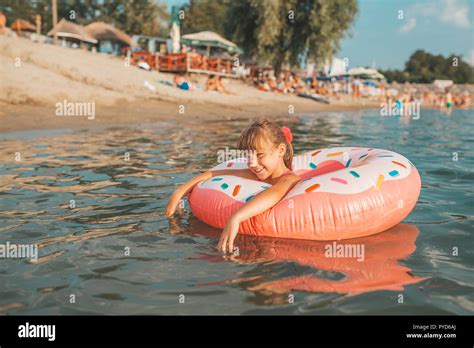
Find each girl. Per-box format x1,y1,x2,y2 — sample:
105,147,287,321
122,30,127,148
166,119,301,253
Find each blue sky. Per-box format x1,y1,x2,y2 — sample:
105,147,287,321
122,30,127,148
165,0,473,70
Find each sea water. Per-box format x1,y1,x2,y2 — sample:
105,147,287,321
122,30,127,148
0,108,472,314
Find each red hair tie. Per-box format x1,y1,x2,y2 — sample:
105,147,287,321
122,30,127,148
281,126,293,143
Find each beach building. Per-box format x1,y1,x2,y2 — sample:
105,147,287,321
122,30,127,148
324,57,347,77
130,30,243,76
47,18,97,49
85,22,131,55
433,79,454,91
160,30,243,74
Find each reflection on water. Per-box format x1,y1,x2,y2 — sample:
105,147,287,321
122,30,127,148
189,223,425,301
0,109,473,315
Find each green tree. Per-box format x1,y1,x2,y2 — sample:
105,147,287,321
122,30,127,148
383,49,474,83
1,0,169,37
106,0,169,36
180,0,230,35
1,0,38,25
225,0,358,75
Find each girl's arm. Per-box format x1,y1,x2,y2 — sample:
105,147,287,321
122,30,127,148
217,174,301,252
165,169,253,217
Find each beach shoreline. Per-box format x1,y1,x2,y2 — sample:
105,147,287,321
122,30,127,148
1,35,469,134
0,35,385,133
0,98,382,134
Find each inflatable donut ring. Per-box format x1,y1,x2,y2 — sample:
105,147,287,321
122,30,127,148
188,147,421,241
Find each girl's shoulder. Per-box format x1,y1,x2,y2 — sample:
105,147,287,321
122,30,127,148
211,168,259,181
278,172,301,182
270,171,300,186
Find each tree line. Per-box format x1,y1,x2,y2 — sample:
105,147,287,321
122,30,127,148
3,1,471,83
380,50,473,84
2,0,358,77
1,0,170,36
180,0,358,76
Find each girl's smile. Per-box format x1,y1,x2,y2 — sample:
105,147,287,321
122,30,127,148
247,145,289,184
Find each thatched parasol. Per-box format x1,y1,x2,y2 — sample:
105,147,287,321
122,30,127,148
47,18,97,43
85,21,131,46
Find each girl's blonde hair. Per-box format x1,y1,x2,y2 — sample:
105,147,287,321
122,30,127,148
237,119,294,169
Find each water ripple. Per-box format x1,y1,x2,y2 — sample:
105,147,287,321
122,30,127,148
0,110,473,314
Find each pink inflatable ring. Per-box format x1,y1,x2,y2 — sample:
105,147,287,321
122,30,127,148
189,147,421,241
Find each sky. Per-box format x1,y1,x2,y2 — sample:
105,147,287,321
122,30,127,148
166,0,474,70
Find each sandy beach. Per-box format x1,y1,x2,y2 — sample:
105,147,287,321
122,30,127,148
0,35,381,133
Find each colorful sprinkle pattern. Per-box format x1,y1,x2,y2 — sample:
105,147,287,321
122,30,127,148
197,147,414,203
331,177,348,185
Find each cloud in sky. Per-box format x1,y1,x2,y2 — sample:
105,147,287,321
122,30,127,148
409,0,471,29
339,0,472,69
399,18,417,33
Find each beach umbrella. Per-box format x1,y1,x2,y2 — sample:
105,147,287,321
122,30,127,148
181,31,243,55
169,6,181,53
348,67,385,80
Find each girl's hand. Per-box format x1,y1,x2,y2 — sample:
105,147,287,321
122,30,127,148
217,216,240,253
166,190,184,217
216,174,300,252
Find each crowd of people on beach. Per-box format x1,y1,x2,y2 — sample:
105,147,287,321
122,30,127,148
393,88,471,110
166,50,472,111
250,70,472,110
253,71,369,99
170,68,472,112
253,72,308,95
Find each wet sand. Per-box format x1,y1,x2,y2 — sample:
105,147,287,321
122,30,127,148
0,97,381,133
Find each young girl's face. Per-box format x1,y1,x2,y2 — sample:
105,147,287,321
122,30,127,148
246,138,286,180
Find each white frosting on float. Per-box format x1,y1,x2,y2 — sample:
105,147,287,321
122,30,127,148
197,147,414,203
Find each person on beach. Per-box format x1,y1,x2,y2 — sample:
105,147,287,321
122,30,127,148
460,91,471,109
173,73,194,91
205,74,232,94
254,74,270,91
294,75,307,94
352,78,361,99
166,119,301,253
445,89,453,109
0,12,6,34
268,76,281,93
